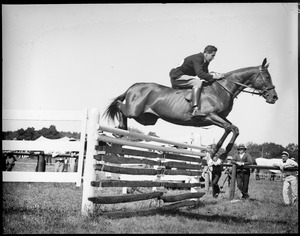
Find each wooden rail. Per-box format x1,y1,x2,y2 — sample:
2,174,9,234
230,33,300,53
81,110,209,217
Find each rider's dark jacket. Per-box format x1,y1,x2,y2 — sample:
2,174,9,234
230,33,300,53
169,52,214,83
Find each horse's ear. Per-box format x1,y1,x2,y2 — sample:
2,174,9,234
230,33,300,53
262,58,267,67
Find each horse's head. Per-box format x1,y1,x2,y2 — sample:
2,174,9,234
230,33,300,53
251,58,278,104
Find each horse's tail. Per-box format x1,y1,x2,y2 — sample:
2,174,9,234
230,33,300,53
103,91,126,123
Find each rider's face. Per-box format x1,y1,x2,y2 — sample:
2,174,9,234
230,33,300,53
204,51,216,62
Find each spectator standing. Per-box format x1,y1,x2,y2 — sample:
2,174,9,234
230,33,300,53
6,153,17,171
46,154,52,164
35,151,46,172
223,156,233,187
53,152,64,172
204,147,223,198
274,151,298,205
209,155,222,198
232,144,253,200
69,152,77,172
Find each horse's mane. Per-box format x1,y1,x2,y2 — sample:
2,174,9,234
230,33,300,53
224,66,257,78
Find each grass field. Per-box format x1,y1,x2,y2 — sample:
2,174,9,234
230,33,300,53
2,158,298,234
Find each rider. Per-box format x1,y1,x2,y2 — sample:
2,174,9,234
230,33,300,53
169,45,225,117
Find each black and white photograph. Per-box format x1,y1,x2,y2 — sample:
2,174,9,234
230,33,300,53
2,3,298,234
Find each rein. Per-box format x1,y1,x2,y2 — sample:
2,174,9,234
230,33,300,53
230,80,262,96
216,68,275,98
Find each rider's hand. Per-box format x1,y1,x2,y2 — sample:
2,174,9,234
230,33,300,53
213,73,225,80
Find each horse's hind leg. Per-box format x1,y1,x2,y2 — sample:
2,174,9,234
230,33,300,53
118,113,128,130
117,101,128,130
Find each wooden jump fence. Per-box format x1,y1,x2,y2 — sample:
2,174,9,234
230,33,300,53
81,108,211,217
81,109,298,217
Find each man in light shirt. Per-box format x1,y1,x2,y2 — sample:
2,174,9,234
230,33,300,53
204,146,223,198
274,151,298,206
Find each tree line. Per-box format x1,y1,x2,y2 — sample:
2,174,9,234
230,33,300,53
2,125,80,141
2,125,298,162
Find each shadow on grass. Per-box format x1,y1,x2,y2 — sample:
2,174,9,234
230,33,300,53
96,198,289,226
160,208,288,225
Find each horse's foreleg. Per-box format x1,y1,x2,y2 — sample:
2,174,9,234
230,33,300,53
212,125,232,160
223,124,239,155
206,114,237,160
217,117,240,159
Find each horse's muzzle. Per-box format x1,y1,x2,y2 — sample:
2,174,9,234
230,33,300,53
265,89,278,104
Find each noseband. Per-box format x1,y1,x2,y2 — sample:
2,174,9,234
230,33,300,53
251,66,275,96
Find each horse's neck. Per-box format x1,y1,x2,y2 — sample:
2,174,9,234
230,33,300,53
224,67,258,98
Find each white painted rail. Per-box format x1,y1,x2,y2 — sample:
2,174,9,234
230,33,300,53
2,109,88,186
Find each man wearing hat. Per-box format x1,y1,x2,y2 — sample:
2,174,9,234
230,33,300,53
232,144,253,199
274,151,298,205
223,156,233,187
5,152,17,171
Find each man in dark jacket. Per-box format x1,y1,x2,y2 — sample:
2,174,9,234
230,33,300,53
232,144,253,199
169,45,225,117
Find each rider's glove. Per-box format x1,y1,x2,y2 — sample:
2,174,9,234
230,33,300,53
213,73,225,80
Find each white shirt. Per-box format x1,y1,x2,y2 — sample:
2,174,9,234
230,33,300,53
239,153,245,159
281,159,298,177
205,152,222,167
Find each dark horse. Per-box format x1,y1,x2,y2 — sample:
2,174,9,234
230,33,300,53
104,58,278,160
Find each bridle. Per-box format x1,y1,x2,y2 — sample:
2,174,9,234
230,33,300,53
216,66,275,99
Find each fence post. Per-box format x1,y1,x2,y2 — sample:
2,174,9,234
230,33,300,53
81,108,100,216
229,164,237,200
204,172,210,193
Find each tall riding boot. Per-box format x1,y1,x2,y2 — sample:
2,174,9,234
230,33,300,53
191,86,205,117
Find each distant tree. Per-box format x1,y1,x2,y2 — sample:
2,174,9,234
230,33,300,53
261,142,284,159
2,131,15,140
23,127,36,140
245,142,262,159
16,128,26,140
40,125,60,139
285,143,298,162
2,125,80,141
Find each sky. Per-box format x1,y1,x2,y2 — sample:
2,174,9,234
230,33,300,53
2,3,298,148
